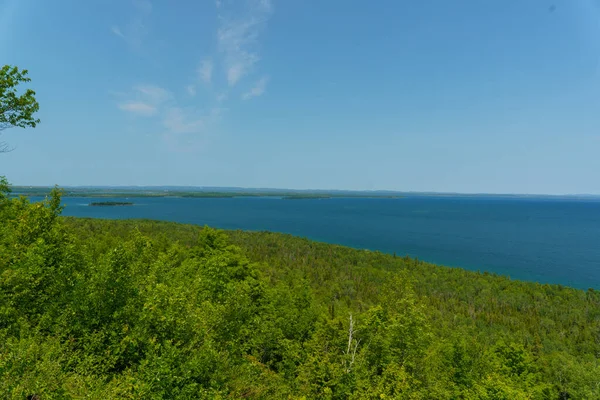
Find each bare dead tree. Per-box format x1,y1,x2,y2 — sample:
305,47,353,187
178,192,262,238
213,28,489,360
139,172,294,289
344,313,360,373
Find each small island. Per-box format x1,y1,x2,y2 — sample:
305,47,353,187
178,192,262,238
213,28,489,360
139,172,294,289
89,201,134,207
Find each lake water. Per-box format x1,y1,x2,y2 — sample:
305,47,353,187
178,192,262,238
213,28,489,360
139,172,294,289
32,196,600,290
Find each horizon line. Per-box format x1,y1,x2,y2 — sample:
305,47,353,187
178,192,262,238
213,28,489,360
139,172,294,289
8,184,600,198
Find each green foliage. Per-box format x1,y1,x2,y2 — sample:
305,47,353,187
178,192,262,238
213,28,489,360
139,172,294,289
1,188,599,398
0,65,40,151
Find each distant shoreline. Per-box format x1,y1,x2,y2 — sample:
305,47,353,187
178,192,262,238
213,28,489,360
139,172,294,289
8,186,600,200
89,201,134,207
12,188,404,200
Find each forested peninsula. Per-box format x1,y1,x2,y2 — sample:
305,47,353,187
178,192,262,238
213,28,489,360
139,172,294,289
1,186,599,399
89,201,134,206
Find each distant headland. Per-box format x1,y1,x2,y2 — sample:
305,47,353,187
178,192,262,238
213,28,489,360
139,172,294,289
89,201,134,207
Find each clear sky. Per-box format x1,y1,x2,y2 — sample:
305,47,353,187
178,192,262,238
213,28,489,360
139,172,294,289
1,0,599,194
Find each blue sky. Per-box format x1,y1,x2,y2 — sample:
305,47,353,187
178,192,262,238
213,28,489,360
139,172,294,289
1,0,599,194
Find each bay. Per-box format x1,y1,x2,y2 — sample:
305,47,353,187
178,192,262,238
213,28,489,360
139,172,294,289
31,195,600,289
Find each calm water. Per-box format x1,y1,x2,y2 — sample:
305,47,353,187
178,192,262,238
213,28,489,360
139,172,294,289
33,196,600,289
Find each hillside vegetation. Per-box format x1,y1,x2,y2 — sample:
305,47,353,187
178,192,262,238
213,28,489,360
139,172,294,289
1,184,599,399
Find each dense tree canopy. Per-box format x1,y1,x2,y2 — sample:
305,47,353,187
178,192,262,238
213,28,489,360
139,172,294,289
1,184,599,399
0,65,40,152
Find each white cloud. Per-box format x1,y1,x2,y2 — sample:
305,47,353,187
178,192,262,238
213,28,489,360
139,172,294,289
111,0,152,49
134,84,171,104
198,59,213,84
181,1,273,108
227,59,257,87
132,0,152,14
163,107,222,134
217,1,273,87
242,76,268,99
110,26,125,38
118,102,157,116
258,0,272,13
218,20,260,86
116,84,171,116
163,107,205,134
115,1,274,152
162,107,223,152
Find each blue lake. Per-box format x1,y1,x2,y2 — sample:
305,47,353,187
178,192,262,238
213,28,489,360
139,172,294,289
33,195,600,290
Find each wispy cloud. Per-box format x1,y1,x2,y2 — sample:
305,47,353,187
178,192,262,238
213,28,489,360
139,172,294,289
117,84,171,116
111,0,153,49
116,0,273,152
198,59,213,84
163,107,224,152
132,0,152,14
117,84,222,150
118,102,157,116
217,0,273,87
173,107,222,132
163,107,205,134
242,76,268,99
135,84,171,104
110,26,125,38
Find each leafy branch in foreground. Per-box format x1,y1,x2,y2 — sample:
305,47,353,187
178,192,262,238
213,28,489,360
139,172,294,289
0,65,40,152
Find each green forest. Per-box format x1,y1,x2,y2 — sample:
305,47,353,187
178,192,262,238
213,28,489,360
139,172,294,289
1,183,599,399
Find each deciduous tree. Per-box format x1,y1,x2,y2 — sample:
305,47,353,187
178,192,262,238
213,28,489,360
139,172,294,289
0,65,40,152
